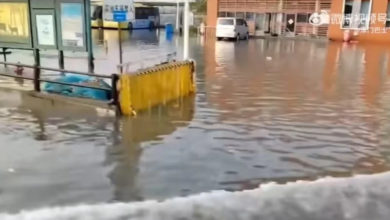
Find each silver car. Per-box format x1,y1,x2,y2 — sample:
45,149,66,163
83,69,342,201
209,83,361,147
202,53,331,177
216,17,249,41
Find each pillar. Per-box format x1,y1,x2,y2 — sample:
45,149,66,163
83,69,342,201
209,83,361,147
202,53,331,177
207,0,219,28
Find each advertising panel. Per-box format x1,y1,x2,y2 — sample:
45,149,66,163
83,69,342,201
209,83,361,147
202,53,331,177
36,14,56,46
60,3,84,48
0,2,30,46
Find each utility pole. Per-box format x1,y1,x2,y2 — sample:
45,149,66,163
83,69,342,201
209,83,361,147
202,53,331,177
183,0,189,59
85,0,95,72
176,0,180,32
118,22,123,73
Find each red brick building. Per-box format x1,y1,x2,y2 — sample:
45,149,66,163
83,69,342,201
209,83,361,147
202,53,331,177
207,0,332,37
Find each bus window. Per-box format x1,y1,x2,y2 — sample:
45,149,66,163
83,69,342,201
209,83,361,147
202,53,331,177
135,7,157,20
92,6,103,20
135,8,146,19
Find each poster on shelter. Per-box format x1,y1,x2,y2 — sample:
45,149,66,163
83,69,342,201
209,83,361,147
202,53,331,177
36,14,55,46
61,3,84,48
0,2,30,45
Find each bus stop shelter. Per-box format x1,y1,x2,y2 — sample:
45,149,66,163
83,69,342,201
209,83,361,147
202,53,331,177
0,0,94,71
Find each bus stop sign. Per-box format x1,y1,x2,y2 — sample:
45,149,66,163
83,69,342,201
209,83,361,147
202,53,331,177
113,11,127,22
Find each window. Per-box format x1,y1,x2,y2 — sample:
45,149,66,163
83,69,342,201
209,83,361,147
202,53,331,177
135,7,157,19
343,0,353,27
236,12,245,19
236,19,244,26
226,12,235,17
386,1,390,27
255,13,265,30
246,12,255,21
92,6,103,20
342,0,371,29
218,18,234,25
359,1,370,28
297,14,309,23
218,12,227,17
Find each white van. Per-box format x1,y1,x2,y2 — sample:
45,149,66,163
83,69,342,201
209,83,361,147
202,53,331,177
216,17,249,41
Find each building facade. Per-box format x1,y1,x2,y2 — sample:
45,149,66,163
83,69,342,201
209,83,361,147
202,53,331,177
328,0,390,43
207,0,332,37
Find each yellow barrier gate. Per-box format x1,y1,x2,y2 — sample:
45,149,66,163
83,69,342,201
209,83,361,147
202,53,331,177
119,61,196,116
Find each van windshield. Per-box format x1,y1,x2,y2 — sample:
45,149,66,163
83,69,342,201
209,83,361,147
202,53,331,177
218,19,234,25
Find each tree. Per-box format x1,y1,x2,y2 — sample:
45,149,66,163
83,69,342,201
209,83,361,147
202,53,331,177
191,0,206,15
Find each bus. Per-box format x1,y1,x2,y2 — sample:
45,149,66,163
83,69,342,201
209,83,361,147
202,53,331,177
91,2,160,30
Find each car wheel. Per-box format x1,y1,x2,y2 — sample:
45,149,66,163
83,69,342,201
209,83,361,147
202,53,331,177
149,22,155,29
235,34,240,41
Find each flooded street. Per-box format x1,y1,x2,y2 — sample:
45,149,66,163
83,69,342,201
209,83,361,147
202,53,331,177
2,30,390,214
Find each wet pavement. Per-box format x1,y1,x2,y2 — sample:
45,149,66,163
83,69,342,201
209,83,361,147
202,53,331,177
1,30,390,213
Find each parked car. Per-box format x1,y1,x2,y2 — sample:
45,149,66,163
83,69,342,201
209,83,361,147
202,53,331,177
216,17,249,41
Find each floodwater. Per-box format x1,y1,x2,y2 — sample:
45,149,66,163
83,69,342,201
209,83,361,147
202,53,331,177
2,29,390,218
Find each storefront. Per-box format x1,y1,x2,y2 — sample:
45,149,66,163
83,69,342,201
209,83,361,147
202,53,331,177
206,0,332,37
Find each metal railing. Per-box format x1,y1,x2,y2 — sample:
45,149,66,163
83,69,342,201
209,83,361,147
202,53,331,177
0,61,120,111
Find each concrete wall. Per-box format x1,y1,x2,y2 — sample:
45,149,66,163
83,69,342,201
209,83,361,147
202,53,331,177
328,0,390,43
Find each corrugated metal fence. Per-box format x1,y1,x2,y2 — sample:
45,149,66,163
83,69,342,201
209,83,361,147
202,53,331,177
119,61,196,116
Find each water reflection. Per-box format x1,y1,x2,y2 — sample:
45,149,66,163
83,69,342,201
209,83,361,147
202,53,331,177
0,90,194,212
129,29,160,44
361,44,385,106
322,42,340,98
105,97,195,202
201,37,390,190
